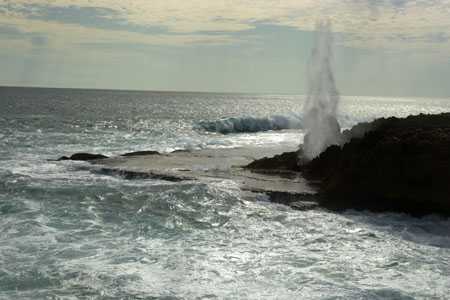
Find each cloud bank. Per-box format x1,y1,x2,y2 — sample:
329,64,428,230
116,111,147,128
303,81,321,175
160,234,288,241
0,0,449,51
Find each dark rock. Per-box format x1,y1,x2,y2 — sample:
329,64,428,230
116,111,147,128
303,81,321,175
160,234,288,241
245,151,300,171
246,113,450,216
96,168,191,182
58,153,108,161
265,191,321,211
307,113,450,216
121,150,160,157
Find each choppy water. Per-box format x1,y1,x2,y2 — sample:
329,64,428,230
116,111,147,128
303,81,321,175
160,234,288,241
1,87,450,299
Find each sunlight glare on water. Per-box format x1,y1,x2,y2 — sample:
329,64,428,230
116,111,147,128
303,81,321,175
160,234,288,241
0,87,449,299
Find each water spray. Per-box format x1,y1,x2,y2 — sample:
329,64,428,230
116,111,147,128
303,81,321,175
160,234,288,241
301,21,342,161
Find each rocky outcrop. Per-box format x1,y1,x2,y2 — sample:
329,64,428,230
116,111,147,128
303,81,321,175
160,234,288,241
246,113,450,216
245,151,299,171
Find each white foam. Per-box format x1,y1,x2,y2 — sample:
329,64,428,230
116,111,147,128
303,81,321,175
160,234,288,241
302,21,342,160
195,113,303,134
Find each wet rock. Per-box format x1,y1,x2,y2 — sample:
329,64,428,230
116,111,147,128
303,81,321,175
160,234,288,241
96,168,190,182
58,153,108,161
121,150,160,157
265,191,321,211
307,113,450,216
245,151,300,171
247,113,450,216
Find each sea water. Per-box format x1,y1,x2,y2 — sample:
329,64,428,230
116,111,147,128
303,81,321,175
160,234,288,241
1,87,450,299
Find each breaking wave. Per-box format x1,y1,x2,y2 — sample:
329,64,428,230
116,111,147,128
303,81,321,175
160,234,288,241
195,114,303,134
194,111,409,135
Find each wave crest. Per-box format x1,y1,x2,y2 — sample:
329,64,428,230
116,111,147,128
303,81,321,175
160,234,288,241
195,114,303,134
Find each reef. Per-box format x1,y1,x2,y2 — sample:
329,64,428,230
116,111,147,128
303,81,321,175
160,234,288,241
246,113,450,216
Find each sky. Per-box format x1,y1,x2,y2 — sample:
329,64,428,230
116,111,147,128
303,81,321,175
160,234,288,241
0,0,449,97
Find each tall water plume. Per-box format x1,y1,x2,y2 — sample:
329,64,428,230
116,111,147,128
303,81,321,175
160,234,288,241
302,21,342,161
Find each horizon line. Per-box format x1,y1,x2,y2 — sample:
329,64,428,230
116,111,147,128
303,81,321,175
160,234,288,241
0,84,449,100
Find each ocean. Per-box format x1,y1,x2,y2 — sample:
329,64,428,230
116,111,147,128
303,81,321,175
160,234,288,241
1,86,450,299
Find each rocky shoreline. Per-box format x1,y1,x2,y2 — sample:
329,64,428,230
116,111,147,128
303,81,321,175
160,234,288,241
58,113,450,216
247,113,450,216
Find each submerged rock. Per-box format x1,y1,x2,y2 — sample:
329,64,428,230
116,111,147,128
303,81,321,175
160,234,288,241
264,191,321,211
58,153,108,161
247,113,450,216
121,150,160,157
95,168,190,182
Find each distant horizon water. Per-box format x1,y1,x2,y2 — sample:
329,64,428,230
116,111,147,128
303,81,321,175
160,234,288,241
2,85,450,99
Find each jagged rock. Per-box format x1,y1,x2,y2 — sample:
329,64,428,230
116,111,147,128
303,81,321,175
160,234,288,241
247,113,450,216
307,113,450,216
245,151,300,171
58,153,108,161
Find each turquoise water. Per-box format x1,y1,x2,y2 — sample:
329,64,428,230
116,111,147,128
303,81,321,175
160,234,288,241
1,87,450,299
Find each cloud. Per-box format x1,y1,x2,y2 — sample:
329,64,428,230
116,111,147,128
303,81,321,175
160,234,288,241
0,0,449,51
0,23,48,51
0,14,236,52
